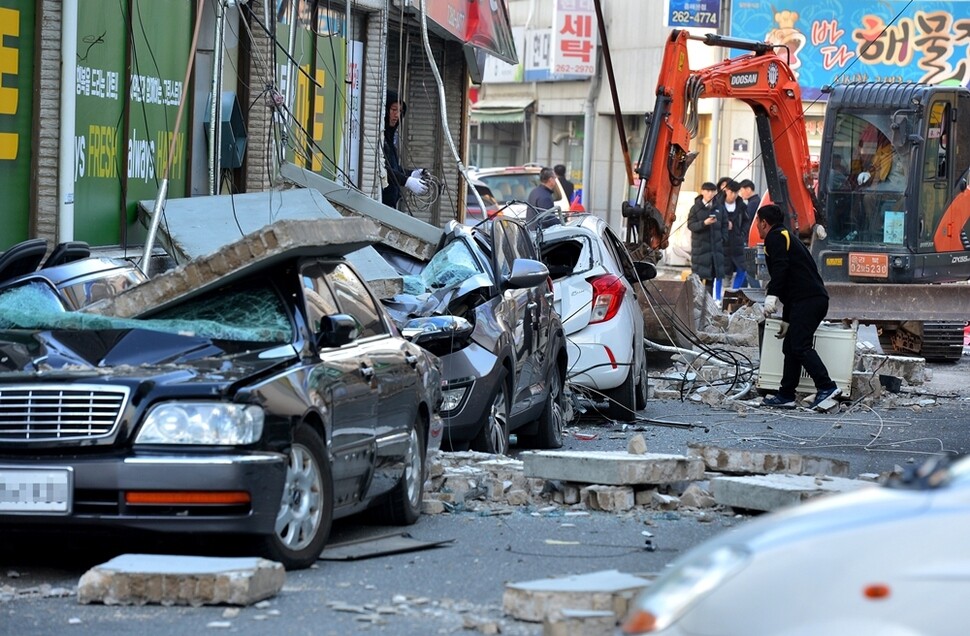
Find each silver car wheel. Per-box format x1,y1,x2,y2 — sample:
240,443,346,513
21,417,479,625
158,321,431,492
548,367,565,445
486,388,510,455
276,442,324,551
404,427,423,508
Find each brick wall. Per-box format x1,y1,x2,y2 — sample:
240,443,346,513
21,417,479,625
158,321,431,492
33,0,61,243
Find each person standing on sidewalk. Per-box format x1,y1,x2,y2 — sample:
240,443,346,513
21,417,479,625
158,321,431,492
687,182,727,297
757,204,841,409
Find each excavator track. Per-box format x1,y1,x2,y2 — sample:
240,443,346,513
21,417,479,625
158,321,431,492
879,321,966,363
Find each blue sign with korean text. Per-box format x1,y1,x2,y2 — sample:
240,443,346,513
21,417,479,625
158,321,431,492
731,2,970,99
667,0,721,29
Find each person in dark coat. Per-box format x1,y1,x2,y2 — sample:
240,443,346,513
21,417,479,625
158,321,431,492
738,179,761,230
554,164,574,203
720,180,749,288
687,182,727,296
757,203,841,410
526,167,560,228
382,91,427,209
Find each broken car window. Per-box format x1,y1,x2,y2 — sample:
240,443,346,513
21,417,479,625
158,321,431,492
419,239,486,292
0,280,293,343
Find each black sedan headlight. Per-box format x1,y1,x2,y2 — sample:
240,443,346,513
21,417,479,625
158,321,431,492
136,402,265,445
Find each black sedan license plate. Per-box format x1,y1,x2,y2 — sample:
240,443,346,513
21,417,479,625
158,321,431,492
0,467,72,514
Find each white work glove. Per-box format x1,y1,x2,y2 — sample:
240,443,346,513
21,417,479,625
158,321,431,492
763,295,779,316
405,174,428,195
775,321,789,339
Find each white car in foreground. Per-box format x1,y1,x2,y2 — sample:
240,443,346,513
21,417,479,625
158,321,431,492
539,214,654,421
622,453,970,635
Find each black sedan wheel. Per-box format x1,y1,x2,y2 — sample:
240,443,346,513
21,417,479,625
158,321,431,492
473,377,510,455
382,419,426,525
261,424,333,570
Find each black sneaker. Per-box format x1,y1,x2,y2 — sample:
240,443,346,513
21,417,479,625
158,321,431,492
762,394,796,408
809,386,842,409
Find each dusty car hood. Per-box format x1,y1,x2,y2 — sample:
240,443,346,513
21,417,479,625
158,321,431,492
0,328,295,382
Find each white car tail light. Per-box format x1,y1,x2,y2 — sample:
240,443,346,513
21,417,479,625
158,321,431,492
587,274,624,323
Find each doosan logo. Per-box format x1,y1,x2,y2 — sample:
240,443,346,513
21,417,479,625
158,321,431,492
730,72,758,87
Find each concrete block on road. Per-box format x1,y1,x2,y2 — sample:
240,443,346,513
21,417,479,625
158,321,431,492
503,569,649,622
859,353,926,385
581,485,635,512
687,444,850,477
77,554,285,606
522,451,705,486
543,608,617,636
711,474,874,512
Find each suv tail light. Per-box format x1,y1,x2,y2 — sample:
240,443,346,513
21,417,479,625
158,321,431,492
587,274,624,323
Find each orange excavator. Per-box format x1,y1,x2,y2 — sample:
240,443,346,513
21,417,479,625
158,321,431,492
624,29,970,360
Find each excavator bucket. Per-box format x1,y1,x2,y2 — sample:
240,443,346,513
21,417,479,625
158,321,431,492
637,275,696,349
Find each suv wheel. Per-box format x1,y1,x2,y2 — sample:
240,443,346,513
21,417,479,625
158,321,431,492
473,376,510,455
521,364,564,449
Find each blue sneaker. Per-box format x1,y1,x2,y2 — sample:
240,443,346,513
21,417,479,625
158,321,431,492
762,394,796,408
809,386,842,410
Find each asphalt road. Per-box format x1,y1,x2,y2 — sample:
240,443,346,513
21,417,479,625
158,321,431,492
2,351,968,635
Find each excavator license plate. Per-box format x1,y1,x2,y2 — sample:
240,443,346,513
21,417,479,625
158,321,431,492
848,253,888,278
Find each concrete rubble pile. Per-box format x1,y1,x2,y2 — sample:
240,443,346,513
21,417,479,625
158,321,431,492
422,437,884,518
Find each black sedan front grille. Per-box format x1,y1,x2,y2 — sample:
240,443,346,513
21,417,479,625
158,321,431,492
0,385,128,442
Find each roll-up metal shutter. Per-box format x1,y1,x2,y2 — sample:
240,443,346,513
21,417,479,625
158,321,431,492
387,28,466,228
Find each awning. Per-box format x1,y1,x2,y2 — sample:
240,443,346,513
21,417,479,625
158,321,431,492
470,98,534,124
422,0,518,65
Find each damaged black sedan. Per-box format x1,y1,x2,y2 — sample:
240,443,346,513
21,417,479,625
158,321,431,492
0,241,442,570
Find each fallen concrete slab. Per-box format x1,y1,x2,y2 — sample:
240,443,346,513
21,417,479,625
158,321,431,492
318,532,454,561
138,188,403,298
503,569,649,623
522,450,705,486
711,474,874,512
77,554,285,606
85,217,379,318
687,444,851,477
281,163,443,263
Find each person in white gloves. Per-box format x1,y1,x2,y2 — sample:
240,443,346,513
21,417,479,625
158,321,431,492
756,204,840,410
381,91,426,209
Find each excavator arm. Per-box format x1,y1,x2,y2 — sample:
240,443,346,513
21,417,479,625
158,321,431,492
625,29,822,262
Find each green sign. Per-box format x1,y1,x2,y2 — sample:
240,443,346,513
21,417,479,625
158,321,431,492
74,1,126,246
123,0,191,246
0,1,34,249
74,0,191,247
277,8,347,180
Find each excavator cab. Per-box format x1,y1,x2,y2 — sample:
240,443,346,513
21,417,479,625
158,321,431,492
814,83,970,284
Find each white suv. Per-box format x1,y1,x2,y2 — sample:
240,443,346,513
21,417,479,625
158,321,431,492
469,165,571,222
539,214,653,421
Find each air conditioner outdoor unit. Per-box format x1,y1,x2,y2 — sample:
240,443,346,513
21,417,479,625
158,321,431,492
757,318,857,398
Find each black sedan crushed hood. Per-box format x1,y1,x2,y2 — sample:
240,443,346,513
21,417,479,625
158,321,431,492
0,328,295,383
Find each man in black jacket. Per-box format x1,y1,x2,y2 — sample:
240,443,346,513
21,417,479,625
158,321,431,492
757,204,841,410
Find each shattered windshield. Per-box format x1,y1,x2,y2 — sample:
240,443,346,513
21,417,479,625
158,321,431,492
0,280,293,343
413,239,487,292
823,111,909,246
